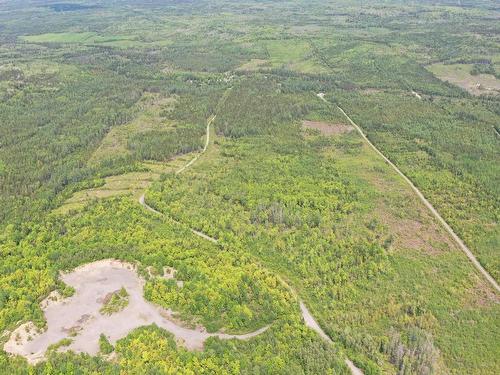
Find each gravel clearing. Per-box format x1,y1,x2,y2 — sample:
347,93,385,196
4,259,268,363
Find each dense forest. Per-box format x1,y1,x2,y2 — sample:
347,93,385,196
0,0,498,374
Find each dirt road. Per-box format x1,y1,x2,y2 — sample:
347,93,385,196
138,108,363,374
300,301,363,373
176,114,215,175
317,93,500,293
139,114,218,244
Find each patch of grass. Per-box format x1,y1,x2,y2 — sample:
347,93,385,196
90,93,177,163
21,32,138,46
236,58,271,71
47,338,73,354
99,333,114,355
61,170,157,204
265,39,327,73
100,287,129,316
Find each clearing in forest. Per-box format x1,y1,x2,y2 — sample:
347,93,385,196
90,93,177,163
302,120,353,136
427,63,500,96
3,260,269,364
55,157,190,214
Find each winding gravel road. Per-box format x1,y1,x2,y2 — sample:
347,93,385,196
139,115,218,243
139,109,364,374
317,93,500,293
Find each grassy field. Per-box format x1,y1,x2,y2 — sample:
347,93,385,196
427,63,500,96
265,39,328,73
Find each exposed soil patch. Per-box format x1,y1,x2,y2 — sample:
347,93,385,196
376,201,454,255
3,259,269,364
411,90,422,99
302,120,353,136
464,277,500,308
427,63,500,96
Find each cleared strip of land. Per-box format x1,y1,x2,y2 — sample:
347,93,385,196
317,93,500,293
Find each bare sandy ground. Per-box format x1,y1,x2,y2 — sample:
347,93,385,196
4,259,268,364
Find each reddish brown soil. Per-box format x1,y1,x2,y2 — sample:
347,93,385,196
302,120,353,136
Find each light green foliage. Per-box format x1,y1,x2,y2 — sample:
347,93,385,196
100,287,129,316
0,0,498,374
47,338,73,354
99,334,114,355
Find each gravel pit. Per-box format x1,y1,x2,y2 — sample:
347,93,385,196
4,259,268,363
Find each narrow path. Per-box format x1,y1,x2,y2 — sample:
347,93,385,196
277,275,363,374
139,115,218,244
300,300,363,373
300,301,332,343
139,98,362,374
317,93,500,293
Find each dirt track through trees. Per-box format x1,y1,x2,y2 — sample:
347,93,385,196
139,106,364,374
139,114,218,243
317,93,500,293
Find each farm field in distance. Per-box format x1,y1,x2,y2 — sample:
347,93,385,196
0,1,498,374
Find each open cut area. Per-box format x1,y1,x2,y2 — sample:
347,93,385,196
427,63,500,96
4,260,269,363
1,0,499,373
302,120,353,136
